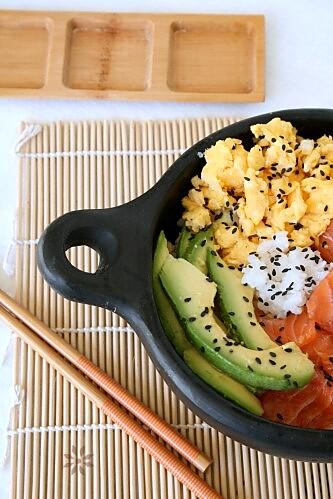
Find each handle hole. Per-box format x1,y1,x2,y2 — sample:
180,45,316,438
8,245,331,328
65,245,100,274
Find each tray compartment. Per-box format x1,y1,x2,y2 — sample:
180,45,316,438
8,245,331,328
64,17,154,91
167,19,255,94
0,17,50,89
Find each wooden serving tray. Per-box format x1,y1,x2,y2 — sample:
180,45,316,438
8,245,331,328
0,10,265,102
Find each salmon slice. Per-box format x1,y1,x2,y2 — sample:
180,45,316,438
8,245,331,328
307,271,333,333
305,332,333,377
317,220,333,262
293,375,332,427
259,309,317,349
261,371,333,428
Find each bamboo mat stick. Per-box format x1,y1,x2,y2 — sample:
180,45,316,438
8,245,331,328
0,305,222,499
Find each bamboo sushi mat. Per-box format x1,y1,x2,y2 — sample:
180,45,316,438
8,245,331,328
10,117,333,499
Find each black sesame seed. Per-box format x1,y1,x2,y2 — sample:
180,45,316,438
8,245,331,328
201,307,209,317
284,348,293,353
269,359,276,365
255,357,262,364
243,296,250,303
228,265,235,270
271,162,278,166
214,346,221,352
210,250,217,256
228,311,235,316
244,176,250,181
269,352,277,358
324,205,329,212
286,167,293,172
205,324,212,331
206,277,213,283
282,268,290,273
189,317,196,322
247,312,253,318
282,144,286,151
280,364,287,370
279,135,285,139
320,170,325,177
200,239,207,247
232,227,237,234
248,365,254,372
250,322,257,326
264,302,269,307
287,149,293,154
229,349,234,353
184,297,191,303
324,372,333,382
257,347,263,351
200,346,205,353
271,138,276,143
213,338,218,343
284,374,291,379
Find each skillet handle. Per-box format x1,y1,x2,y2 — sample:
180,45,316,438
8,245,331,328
37,201,153,317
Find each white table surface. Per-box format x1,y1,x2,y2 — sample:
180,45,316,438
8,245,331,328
0,0,333,496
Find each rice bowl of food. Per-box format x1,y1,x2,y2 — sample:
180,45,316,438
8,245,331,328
37,109,333,461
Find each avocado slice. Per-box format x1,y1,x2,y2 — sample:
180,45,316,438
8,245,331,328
160,255,314,391
184,349,263,415
153,232,263,414
185,226,214,274
207,252,276,350
153,232,189,355
176,227,193,258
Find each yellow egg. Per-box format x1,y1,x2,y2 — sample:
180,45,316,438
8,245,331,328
181,118,333,266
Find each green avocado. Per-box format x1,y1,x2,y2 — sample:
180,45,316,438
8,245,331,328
185,226,214,274
176,227,193,258
153,232,263,415
207,251,276,350
184,349,263,415
159,254,315,391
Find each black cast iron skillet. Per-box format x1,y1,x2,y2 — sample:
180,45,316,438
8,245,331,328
37,109,333,461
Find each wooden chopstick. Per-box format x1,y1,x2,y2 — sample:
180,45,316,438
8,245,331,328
0,291,222,499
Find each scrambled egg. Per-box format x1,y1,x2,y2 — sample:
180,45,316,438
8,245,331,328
181,118,333,266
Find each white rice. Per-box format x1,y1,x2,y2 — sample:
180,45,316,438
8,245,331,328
241,232,333,318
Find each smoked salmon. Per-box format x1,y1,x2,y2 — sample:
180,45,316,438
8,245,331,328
307,271,333,333
259,304,333,428
261,370,333,428
317,220,333,263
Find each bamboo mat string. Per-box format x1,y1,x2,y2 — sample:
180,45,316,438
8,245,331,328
8,117,333,499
